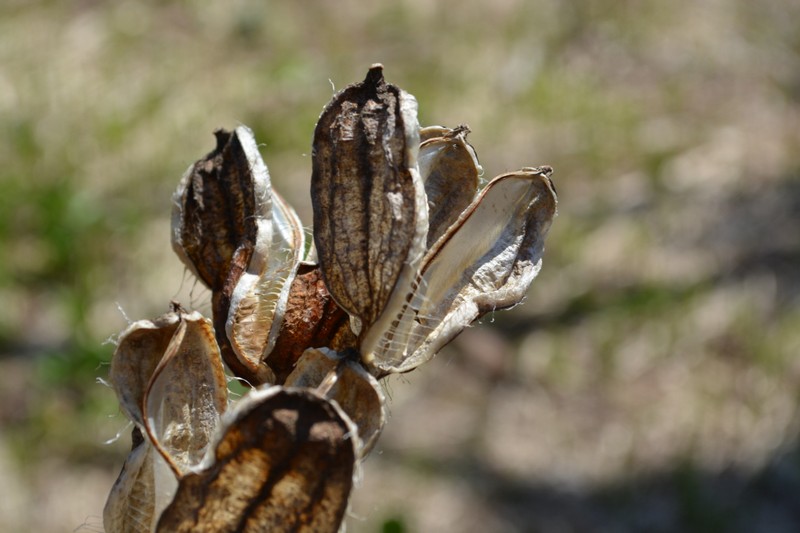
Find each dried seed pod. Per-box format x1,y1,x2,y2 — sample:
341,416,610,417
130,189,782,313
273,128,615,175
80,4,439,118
285,348,386,455
103,428,159,533
144,315,228,474
171,128,271,292
418,125,481,246
172,126,303,385
373,167,558,374
109,306,228,473
156,388,357,533
311,64,428,364
267,264,357,384
108,310,182,429
105,306,228,532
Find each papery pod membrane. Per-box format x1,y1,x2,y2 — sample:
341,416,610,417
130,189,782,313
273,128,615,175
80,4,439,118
369,167,557,375
303,240,319,264
417,125,481,246
267,265,357,384
103,429,181,533
105,308,228,532
285,347,386,455
109,311,182,427
143,310,229,475
103,429,157,533
311,64,428,364
226,185,305,385
156,387,358,533
419,125,451,143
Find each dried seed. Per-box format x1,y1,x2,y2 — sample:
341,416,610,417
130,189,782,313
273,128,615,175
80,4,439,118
266,264,357,384
311,64,428,364
156,388,357,533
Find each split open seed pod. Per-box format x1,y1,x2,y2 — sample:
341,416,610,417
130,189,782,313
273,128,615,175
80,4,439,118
104,307,228,532
310,68,557,377
171,126,305,385
105,306,360,533
156,387,357,533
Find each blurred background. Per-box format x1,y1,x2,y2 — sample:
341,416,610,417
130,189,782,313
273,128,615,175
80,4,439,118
1,1,799,532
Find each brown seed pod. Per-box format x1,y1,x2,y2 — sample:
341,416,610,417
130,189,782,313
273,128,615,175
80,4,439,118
418,125,481,247
156,388,357,533
105,306,229,532
172,126,303,385
311,64,428,362
285,347,386,456
374,166,558,374
171,129,267,293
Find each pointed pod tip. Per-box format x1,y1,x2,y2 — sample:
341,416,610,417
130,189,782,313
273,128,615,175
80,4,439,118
501,167,556,199
364,64,385,86
523,166,556,196
522,165,553,178
213,128,232,151
442,124,471,140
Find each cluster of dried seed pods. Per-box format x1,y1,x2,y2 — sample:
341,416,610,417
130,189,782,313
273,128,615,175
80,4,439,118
105,64,557,532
